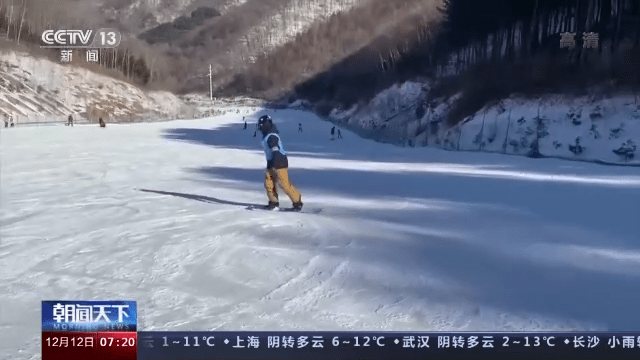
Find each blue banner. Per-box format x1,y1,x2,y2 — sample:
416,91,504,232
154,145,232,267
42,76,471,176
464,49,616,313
42,300,137,332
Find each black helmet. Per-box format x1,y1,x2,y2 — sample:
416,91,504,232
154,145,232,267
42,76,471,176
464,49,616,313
257,115,272,132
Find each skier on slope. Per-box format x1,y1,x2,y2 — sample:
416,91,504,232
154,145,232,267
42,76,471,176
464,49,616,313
257,115,303,211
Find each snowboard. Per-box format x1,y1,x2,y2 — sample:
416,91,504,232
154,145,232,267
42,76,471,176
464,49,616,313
246,205,322,214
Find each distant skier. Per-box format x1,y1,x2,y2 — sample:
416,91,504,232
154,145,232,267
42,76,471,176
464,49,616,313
257,115,303,211
67,114,74,126
243,117,247,130
4,114,8,128
298,123,302,132
337,129,342,139
330,126,335,140
9,114,14,127
99,117,106,127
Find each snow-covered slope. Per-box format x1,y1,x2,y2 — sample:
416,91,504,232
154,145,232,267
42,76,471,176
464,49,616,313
448,95,640,165
0,51,193,124
239,0,362,60
2,107,640,359
195,0,365,84
328,82,640,166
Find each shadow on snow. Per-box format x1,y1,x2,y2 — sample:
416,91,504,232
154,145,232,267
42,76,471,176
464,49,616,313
160,122,640,331
137,188,263,208
181,165,640,330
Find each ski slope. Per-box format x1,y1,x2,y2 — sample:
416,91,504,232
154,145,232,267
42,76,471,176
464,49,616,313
1,108,640,359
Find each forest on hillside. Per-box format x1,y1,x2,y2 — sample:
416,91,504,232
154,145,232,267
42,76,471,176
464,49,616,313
1,0,639,123
283,0,640,125
0,0,158,88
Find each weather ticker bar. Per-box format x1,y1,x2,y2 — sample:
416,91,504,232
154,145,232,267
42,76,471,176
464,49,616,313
135,331,640,359
39,302,638,359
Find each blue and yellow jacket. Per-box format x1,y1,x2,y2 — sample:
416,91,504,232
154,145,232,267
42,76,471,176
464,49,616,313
261,126,288,169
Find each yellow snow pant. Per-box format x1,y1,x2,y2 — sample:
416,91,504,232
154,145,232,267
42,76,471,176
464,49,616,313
264,168,301,204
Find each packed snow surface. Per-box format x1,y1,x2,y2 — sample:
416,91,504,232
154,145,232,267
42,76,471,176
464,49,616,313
1,107,640,359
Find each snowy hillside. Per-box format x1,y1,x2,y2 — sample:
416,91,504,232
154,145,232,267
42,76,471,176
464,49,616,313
190,0,365,84
327,82,640,166
180,94,264,117
2,107,640,359
239,0,362,60
448,95,640,165
0,51,193,124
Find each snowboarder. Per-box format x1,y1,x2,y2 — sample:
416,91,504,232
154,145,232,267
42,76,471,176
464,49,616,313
337,129,342,139
99,117,106,127
330,126,335,140
67,114,74,126
243,117,247,130
298,123,302,132
257,115,303,211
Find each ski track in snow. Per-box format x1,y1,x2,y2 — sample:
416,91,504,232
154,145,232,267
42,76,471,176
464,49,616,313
1,107,640,358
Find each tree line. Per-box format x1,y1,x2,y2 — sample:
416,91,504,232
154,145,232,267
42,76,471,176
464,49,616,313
427,0,640,123
285,0,640,125
432,0,640,71
0,0,158,88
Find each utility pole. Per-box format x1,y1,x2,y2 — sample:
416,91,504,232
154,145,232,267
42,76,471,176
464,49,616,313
209,64,213,101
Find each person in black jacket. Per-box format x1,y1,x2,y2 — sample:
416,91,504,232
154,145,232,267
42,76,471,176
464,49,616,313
99,118,106,127
257,115,302,210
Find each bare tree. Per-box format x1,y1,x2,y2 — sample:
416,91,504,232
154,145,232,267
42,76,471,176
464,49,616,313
637,4,640,48
121,48,127,75
7,0,13,39
612,0,623,53
16,0,25,44
585,0,596,32
527,0,538,56
149,55,156,83
130,58,138,80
